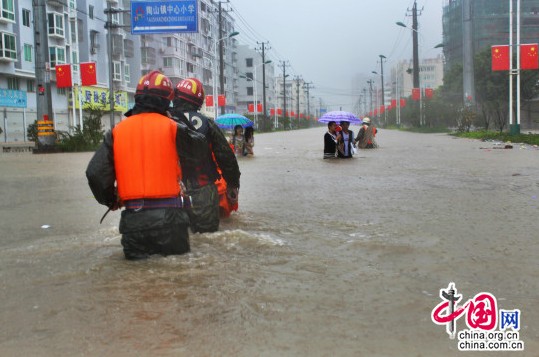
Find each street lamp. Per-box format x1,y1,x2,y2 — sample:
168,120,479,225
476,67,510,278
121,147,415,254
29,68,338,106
215,31,239,116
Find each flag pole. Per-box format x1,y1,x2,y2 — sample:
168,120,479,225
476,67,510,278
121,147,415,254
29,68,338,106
509,0,514,129
516,0,521,134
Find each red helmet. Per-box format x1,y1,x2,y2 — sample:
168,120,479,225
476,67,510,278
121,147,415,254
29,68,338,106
135,70,174,101
175,78,205,107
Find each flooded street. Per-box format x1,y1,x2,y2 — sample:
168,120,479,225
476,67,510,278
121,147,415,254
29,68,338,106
1,128,538,356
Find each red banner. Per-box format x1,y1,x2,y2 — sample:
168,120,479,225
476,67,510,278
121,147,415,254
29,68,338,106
218,95,226,107
277,108,283,116
205,95,214,107
425,88,434,99
520,43,539,70
400,98,407,108
248,103,254,113
270,108,275,116
80,62,97,86
379,105,385,114
257,103,263,113
291,111,295,117
55,64,72,88
491,45,510,71
300,113,304,118
412,88,420,101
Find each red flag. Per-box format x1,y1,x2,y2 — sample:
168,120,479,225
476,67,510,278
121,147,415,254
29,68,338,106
257,103,262,113
291,111,295,117
300,113,304,118
205,95,214,107
379,105,385,114
391,99,397,108
412,88,421,101
400,98,406,108
425,88,434,99
491,45,510,71
520,43,539,70
277,108,283,116
55,64,72,88
248,103,254,112
80,62,97,86
218,95,226,107
270,108,275,116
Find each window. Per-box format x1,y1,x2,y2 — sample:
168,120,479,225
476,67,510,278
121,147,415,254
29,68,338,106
57,87,66,96
0,32,16,60
49,46,65,67
69,0,75,10
27,80,35,92
113,61,121,81
89,5,94,19
71,50,78,71
246,72,253,80
22,9,31,27
1,0,14,22
164,57,173,67
247,87,253,96
111,11,120,25
48,12,64,37
90,30,99,54
23,43,32,62
124,63,130,83
246,58,253,67
7,77,19,90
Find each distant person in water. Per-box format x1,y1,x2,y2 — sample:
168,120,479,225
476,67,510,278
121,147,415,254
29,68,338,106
355,117,377,149
243,126,254,156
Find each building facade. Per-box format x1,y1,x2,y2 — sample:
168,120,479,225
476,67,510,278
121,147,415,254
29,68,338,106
1,0,239,142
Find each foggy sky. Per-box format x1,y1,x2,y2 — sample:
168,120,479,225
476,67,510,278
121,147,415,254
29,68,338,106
229,0,444,111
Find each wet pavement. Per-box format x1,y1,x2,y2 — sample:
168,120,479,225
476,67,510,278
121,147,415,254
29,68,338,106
1,128,538,356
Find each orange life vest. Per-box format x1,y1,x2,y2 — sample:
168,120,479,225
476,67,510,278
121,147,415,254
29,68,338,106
113,113,182,201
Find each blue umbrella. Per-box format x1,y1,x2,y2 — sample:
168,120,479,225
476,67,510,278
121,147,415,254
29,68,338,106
215,113,254,129
318,111,362,124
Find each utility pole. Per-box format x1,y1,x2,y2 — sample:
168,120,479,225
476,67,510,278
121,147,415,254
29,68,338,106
33,0,54,147
303,82,314,121
105,1,115,129
462,0,475,106
367,80,374,116
257,41,270,131
379,54,387,126
362,88,368,115
279,61,290,128
411,1,421,89
217,1,231,115
295,76,301,129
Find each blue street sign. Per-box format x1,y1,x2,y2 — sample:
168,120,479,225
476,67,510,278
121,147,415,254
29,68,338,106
131,0,198,34
0,89,27,108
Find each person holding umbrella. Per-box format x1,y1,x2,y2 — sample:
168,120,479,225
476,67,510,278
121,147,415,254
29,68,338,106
337,121,355,158
170,78,241,233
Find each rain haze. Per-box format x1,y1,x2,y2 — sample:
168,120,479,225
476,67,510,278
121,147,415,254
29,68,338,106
229,0,444,111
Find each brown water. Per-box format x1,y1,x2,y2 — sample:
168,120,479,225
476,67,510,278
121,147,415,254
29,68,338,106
1,128,538,356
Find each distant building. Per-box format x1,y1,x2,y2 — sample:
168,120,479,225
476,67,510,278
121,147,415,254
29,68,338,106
442,0,539,70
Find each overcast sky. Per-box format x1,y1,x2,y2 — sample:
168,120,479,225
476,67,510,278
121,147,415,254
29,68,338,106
229,0,445,111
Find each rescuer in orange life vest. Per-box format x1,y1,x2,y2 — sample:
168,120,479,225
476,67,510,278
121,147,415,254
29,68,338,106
170,78,241,233
85,71,208,260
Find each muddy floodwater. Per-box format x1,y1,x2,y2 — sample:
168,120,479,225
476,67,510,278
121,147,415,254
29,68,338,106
1,128,538,356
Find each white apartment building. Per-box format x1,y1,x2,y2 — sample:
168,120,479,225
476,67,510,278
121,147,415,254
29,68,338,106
1,0,238,142
235,44,275,119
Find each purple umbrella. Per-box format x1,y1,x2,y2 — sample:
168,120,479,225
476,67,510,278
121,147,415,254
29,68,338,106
318,111,362,124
